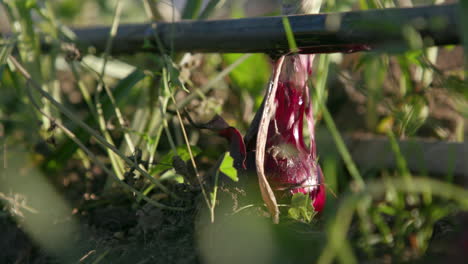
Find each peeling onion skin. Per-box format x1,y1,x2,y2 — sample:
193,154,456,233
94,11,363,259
194,54,326,213
264,54,326,212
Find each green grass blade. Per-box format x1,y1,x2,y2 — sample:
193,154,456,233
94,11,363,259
182,0,202,19
198,0,225,19
282,16,299,53
47,70,146,167
321,106,365,189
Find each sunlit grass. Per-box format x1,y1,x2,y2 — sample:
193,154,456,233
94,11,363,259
0,0,466,263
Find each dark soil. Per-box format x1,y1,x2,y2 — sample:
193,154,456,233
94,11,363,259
1,184,201,264
2,185,467,264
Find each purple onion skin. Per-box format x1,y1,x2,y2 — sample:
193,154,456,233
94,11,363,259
200,54,326,212
263,54,326,212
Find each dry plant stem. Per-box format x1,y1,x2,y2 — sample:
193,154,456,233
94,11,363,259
86,1,135,183
92,1,126,180
92,1,137,182
22,77,184,210
69,63,96,117
255,56,285,224
92,76,125,179
159,97,177,153
145,54,251,166
42,3,63,131
8,55,176,198
170,92,212,220
174,54,251,110
147,97,170,172
97,0,136,154
143,0,162,21
0,193,39,214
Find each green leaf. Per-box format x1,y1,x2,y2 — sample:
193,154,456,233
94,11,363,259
25,0,37,9
402,25,423,50
223,53,271,97
168,61,189,92
219,152,238,182
150,145,201,176
288,193,316,223
54,0,83,20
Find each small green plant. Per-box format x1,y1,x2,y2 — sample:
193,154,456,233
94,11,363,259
288,192,317,223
